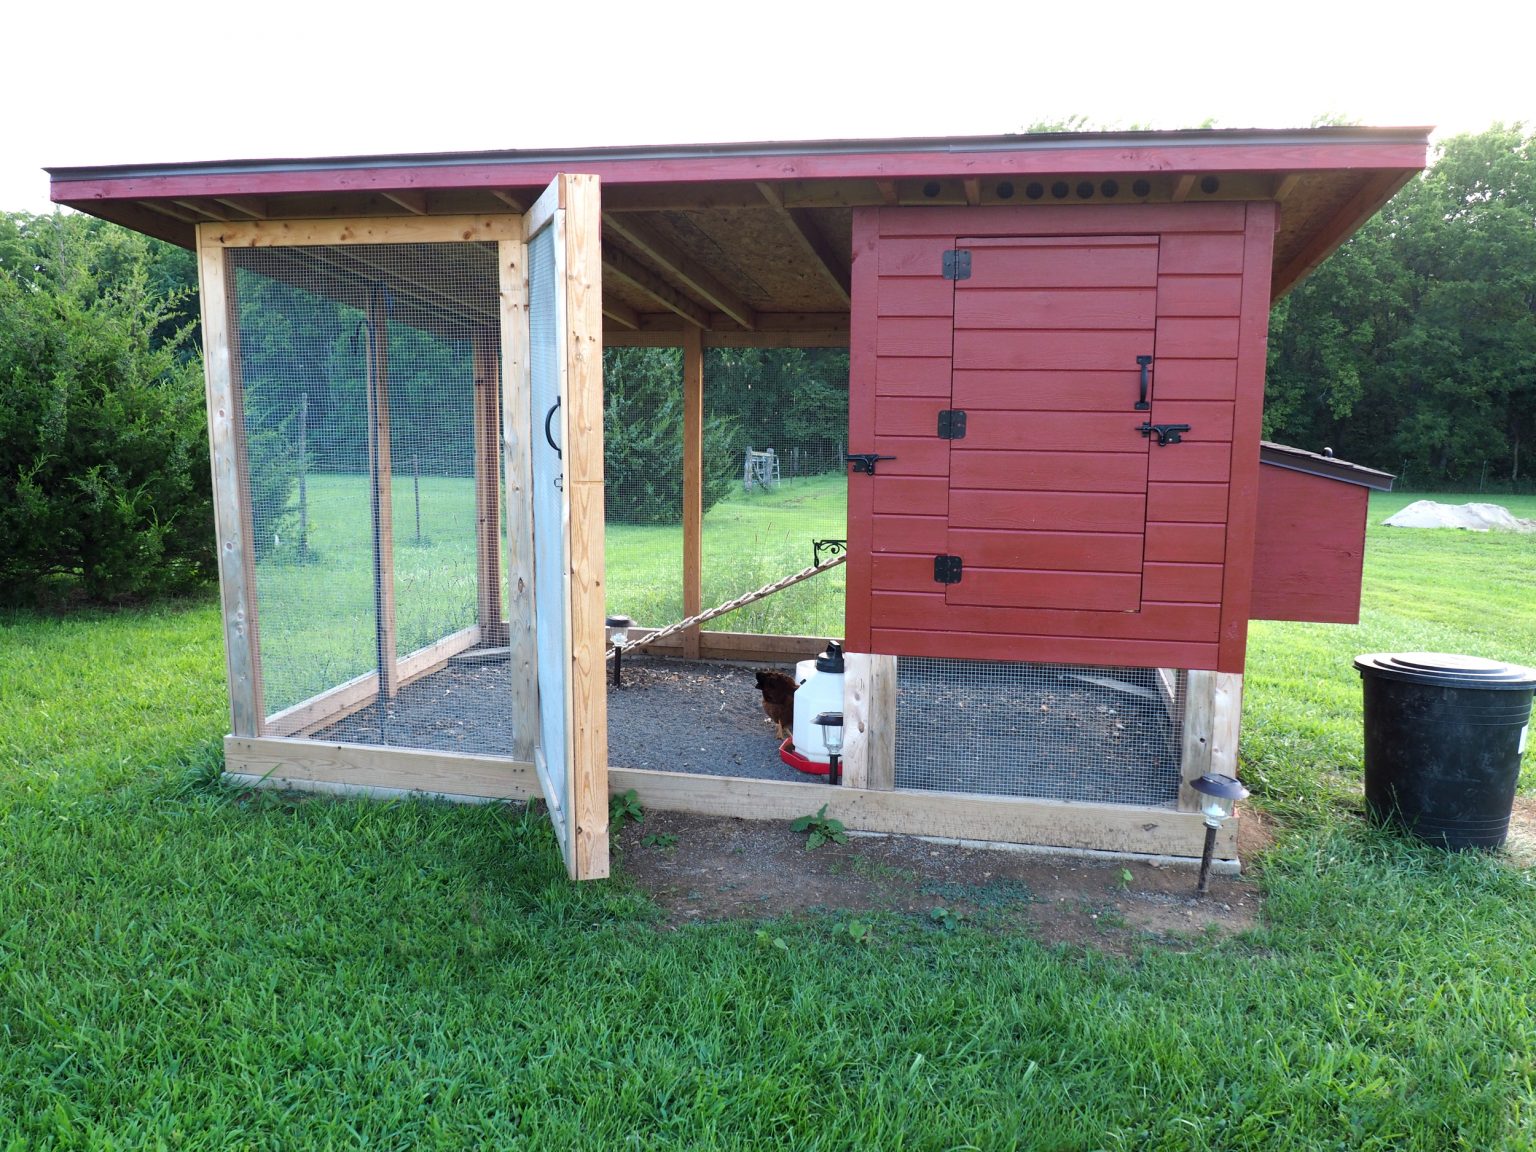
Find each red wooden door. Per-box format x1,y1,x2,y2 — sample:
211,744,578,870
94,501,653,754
946,235,1159,612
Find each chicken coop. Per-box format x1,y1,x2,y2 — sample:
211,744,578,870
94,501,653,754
52,128,1423,879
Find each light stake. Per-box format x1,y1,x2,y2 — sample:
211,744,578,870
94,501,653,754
606,615,633,689
815,711,844,786
1190,772,1249,895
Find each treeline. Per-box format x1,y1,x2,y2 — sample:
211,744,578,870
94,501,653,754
1265,124,1536,486
3,123,1531,603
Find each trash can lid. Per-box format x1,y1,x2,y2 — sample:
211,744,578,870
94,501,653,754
1354,652,1536,689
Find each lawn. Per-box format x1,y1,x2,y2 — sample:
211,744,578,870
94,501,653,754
1,493,1534,1149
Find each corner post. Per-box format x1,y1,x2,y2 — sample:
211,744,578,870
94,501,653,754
682,325,704,658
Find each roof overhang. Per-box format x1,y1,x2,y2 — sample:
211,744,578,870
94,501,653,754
49,127,1430,339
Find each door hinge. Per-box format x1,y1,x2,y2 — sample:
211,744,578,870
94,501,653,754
934,554,964,584
937,409,967,440
942,249,972,280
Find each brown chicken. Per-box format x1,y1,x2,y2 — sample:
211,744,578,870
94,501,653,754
754,670,799,741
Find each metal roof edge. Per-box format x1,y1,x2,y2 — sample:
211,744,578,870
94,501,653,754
45,126,1435,184
1259,442,1396,490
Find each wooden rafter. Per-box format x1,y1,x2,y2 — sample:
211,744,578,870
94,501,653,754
603,184,766,212
755,182,851,303
381,190,429,215
1273,173,1302,201
963,178,982,206
139,199,201,224
602,244,710,328
1171,174,1197,203
489,190,525,212
173,199,230,222
212,197,267,219
603,214,756,329
602,297,641,330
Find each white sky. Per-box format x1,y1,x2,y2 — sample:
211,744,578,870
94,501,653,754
5,0,1532,213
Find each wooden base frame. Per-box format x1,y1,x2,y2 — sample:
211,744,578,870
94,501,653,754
224,734,1237,862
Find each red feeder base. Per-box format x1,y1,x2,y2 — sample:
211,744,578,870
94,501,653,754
779,737,830,776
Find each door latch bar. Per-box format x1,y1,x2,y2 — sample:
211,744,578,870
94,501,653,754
1138,422,1192,446
848,453,896,475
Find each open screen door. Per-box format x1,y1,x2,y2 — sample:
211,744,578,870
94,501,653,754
519,174,608,880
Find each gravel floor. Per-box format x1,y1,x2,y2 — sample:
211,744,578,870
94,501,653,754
316,653,1181,802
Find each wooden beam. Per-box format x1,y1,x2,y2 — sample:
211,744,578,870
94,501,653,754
173,199,229,221
682,326,704,659
499,237,537,765
223,739,1236,861
963,178,982,206
200,214,520,248
603,214,756,329
1172,174,1197,202
602,245,710,328
490,190,526,212
842,653,896,791
1211,672,1243,780
602,297,641,330
1179,670,1215,811
212,197,267,219
195,232,265,736
367,291,399,698
381,190,429,215
1272,173,1302,201
1273,170,1411,295
755,182,852,303
875,180,899,205
142,199,201,224
602,184,768,212
473,331,503,632
558,173,612,882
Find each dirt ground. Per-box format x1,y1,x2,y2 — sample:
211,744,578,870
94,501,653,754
613,807,1276,953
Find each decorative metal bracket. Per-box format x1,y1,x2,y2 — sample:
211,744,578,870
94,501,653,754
813,538,848,566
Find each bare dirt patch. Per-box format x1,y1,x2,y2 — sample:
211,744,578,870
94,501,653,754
614,810,1263,953
1505,796,1536,866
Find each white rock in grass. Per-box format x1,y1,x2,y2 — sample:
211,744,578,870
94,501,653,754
1383,501,1536,532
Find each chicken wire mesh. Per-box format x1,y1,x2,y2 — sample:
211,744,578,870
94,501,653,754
894,658,1187,806
701,347,848,637
227,241,516,754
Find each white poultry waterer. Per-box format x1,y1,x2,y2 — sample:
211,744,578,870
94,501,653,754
789,640,846,763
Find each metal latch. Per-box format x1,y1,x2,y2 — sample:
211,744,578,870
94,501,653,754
937,409,967,440
848,453,896,475
933,554,964,584
1138,422,1192,447
942,249,972,280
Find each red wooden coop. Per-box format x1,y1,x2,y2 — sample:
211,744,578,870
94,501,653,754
52,127,1423,878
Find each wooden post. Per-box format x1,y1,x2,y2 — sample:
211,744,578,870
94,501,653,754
1180,670,1243,809
559,174,611,882
841,653,897,791
297,391,309,560
367,290,399,698
473,329,503,635
195,233,265,736
682,325,704,659
499,240,537,765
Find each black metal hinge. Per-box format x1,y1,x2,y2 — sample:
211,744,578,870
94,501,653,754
937,409,967,439
942,249,972,280
933,554,964,584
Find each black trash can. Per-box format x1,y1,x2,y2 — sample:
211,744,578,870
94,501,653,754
1354,653,1536,849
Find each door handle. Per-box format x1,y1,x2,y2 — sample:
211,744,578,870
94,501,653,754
544,397,562,458
1135,356,1152,411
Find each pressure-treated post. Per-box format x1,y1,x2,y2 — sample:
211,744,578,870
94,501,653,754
682,325,704,659
473,329,503,637
367,290,399,698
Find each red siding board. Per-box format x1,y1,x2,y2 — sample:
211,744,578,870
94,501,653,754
871,514,949,553
955,329,1151,370
1143,562,1225,603
878,277,957,317
1143,522,1227,564
1147,400,1236,441
872,592,1220,642
1148,482,1229,522
959,246,1159,289
1250,466,1370,623
1155,275,1245,317
953,370,1145,411
1147,442,1232,482
876,358,952,397
1155,316,1242,359
952,451,1149,493
871,436,949,476
872,476,949,516
948,529,1145,572
877,316,953,357
949,570,1142,612
1160,232,1246,274
875,397,949,436
877,236,958,275
960,412,1155,452
872,627,1220,669
954,288,1157,330
1146,358,1238,402
950,490,1145,532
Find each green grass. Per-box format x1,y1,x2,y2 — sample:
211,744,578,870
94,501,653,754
2,492,1536,1148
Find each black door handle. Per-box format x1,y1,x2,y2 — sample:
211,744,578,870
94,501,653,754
544,397,562,458
1136,356,1153,410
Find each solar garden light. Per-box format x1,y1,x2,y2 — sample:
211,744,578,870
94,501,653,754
1190,772,1249,896
606,615,633,688
815,711,844,786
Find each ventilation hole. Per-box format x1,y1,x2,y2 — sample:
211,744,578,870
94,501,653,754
1100,179,1120,198
996,181,1015,200
922,181,942,198
1132,178,1152,197
1025,182,1045,200
1051,181,1070,199
1200,175,1221,194
1076,181,1095,199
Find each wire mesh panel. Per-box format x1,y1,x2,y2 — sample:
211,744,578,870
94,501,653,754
228,241,513,754
602,347,684,630
894,658,1186,805
701,348,849,636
